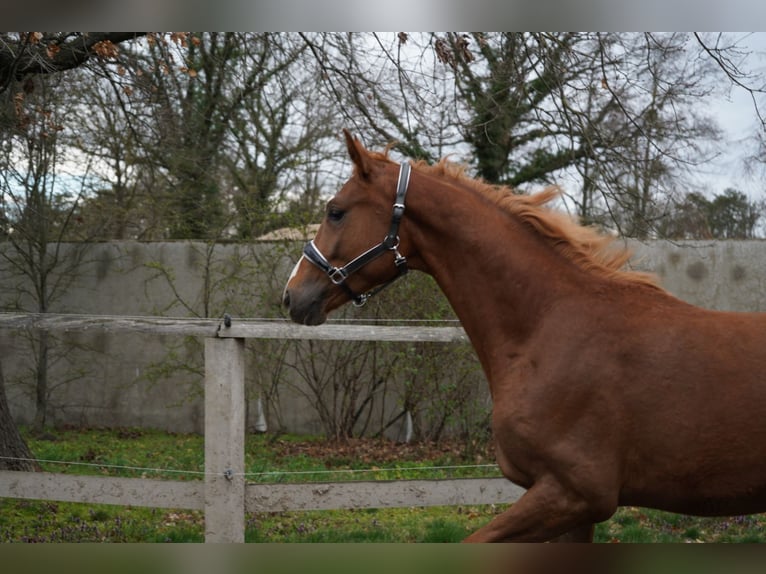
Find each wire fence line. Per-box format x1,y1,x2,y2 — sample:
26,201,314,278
0,454,500,480
0,455,208,477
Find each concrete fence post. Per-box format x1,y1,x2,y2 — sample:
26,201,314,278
204,337,246,542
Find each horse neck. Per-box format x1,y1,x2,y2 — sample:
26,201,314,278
403,174,582,376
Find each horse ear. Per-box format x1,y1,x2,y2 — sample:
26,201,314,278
343,129,372,180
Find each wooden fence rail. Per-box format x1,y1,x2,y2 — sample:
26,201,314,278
0,313,520,542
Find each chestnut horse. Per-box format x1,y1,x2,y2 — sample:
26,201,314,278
283,130,766,542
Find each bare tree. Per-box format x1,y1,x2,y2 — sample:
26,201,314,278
70,33,339,241
0,71,97,431
694,32,766,130
302,33,732,237
222,34,340,238
590,33,722,236
0,31,142,460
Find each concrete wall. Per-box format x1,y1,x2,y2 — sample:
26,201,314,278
1,239,765,436
0,241,299,434
630,240,766,312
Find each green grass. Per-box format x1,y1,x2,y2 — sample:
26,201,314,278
2,427,766,543
593,507,766,543
245,506,500,543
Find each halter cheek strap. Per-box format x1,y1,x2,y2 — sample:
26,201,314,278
302,162,411,306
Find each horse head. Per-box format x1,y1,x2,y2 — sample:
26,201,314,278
283,130,412,325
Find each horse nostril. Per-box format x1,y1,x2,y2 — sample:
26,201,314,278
282,289,291,308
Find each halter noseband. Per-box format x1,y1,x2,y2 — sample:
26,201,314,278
302,162,411,307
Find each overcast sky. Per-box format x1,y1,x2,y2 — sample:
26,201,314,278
694,33,766,200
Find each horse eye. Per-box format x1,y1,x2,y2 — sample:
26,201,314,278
327,207,345,223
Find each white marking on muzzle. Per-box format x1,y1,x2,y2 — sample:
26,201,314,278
283,255,305,302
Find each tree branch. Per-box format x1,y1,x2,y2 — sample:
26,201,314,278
693,32,766,129
0,33,145,94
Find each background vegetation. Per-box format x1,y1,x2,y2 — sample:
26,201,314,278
3,33,766,246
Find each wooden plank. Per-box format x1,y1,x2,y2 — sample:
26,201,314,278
0,313,466,342
218,321,467,343
246,477,523,512
0,312,219,337
204,337,246,543
0,471,203,510
0,470,521,514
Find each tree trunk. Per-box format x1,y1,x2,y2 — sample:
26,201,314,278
32,331,49,433
0,359,39,471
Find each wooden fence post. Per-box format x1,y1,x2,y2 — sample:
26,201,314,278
204,337,246,542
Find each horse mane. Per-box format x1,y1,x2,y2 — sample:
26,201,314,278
410,157,662,289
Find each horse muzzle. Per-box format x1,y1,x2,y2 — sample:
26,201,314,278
282,282,329,326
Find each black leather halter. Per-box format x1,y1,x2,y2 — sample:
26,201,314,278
302,162,411,306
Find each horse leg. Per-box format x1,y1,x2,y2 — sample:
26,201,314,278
463,478,605,543
549,523,595,543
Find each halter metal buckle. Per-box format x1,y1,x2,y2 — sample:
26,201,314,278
328,267,348,285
